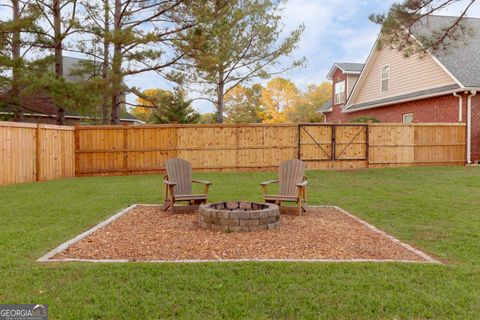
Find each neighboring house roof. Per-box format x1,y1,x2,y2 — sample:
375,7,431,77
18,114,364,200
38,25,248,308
318,99,333,113
0,102,143,123
343,15,480,112
0,56,143,123
410,15,480,87
327,62,364,80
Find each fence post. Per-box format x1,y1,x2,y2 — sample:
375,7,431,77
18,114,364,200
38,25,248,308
366,124,370,167
123,125,129,175
74,124,80,177
235,125,240,170
297,125,301,160
35,124,41,182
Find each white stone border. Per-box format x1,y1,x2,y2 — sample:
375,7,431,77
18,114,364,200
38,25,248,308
37,204,139,262
38,204,441,264
315,206,440,264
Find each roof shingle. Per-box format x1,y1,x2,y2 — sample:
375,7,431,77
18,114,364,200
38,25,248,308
411,15,480,87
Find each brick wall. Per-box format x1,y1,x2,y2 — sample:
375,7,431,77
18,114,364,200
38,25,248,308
325,92,480,161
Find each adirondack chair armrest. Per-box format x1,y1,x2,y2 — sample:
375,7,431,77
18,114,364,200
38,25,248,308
260,180,279,186
296,180,308,187
260,180,278,195
192,179,212,194
163,180,177,185
192,179,212,186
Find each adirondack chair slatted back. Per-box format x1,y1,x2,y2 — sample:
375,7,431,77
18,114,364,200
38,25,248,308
279,160,305,196
166,158,192,195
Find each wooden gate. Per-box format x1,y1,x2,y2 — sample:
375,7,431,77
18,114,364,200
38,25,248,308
298,124,368,162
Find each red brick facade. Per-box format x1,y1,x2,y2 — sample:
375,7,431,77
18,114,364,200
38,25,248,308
326,94,470,123
324,70,480,161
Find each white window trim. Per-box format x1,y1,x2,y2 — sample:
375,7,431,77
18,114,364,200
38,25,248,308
334,80,346,105
381,65,390,93
403,113,414,123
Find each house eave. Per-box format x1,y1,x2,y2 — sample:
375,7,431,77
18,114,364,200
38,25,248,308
326,71,361,81
317,108,332,114
326,63,362,80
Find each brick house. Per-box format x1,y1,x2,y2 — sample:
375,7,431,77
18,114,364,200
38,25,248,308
319,15,480,163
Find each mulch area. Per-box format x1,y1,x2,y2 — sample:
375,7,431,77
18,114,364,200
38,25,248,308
54,206,427,262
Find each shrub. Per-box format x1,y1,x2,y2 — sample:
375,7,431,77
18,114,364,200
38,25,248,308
351,116,380,123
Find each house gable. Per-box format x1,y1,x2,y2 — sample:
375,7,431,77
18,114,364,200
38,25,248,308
346,39,458,109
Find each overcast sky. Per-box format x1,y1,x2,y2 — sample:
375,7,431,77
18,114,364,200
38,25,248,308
126,0,480,113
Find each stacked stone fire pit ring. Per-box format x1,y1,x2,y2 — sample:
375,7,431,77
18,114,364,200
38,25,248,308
198,201,280,232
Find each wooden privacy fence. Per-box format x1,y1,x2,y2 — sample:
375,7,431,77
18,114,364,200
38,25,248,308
75,123,466,176
0,122,466,185
0,121,75,185
75,124,298,176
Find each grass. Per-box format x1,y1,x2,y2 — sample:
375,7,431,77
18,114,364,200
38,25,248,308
1,166,480,319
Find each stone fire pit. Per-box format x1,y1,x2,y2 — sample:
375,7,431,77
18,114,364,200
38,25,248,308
198,202,280,232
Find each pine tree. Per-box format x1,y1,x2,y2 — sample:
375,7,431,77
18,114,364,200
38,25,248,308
148,87,200,124
174,0,304,123
0,0,40,121
29,0,80,124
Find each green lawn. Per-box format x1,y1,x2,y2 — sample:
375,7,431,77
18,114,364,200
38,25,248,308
1,166,480,319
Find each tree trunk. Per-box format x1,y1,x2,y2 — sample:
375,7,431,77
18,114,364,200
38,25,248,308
110,0,122,125
216,69,225,123
53,0,65,125
11,0,23,122
101,0,110,124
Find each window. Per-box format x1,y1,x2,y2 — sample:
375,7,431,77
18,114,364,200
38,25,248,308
403,113,414,123
381,65,389,92
334,80,346,104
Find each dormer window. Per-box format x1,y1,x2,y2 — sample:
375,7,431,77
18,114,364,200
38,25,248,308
381,65,389,92
334,80,346,104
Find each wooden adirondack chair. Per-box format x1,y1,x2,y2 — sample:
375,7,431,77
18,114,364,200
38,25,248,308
161,158,212,212
260,159,308,215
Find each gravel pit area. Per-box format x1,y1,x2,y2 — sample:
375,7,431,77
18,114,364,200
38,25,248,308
44,205,437,263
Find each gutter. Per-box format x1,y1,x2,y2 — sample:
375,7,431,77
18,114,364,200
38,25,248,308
466,90,477,164
453,92,463,122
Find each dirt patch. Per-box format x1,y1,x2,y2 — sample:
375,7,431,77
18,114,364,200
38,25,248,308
53,206,429,262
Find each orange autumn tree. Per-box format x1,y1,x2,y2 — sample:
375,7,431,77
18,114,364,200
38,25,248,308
287,82,331,123
259,78,299,123
132,89,167,122
224,84,263,123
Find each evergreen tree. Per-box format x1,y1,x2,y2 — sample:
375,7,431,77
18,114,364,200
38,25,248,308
149,87,200,124
174,0,305,123
71,0,196,124
0,0,40,121
29,0,80,124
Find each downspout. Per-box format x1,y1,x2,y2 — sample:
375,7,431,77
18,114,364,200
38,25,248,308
466,90,477,164
453,92,463,122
